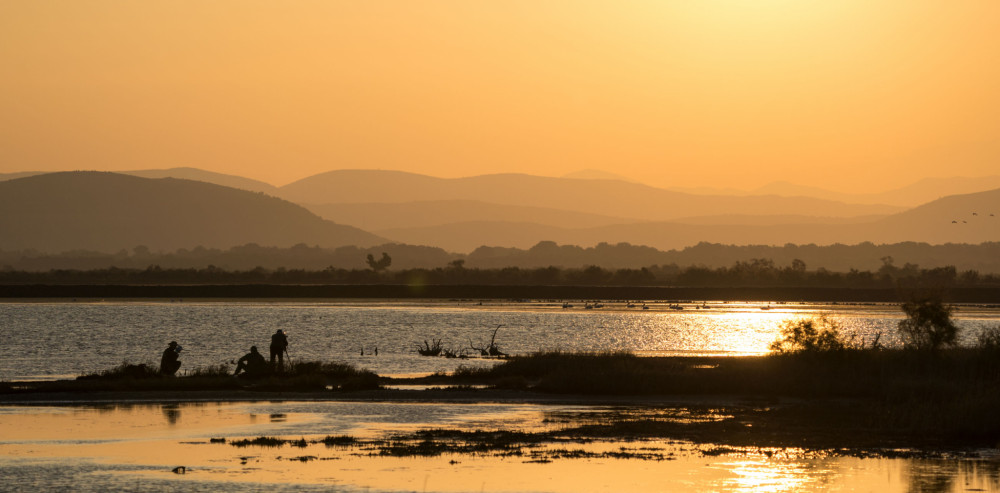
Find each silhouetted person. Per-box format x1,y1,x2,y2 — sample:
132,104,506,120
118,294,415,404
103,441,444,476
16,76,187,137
269,329,289,369
160,341,182,376
234,346,268,378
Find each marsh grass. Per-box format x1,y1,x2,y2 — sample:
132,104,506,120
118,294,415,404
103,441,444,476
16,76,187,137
270,360,379,390
6,359,378,393
444,349,1000,443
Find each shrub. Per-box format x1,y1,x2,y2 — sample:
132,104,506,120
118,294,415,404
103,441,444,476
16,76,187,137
897,296,958,351
768,316,851,353
977,326,1000,350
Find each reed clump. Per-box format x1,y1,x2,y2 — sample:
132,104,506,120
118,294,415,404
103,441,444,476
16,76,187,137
447,347,1000,444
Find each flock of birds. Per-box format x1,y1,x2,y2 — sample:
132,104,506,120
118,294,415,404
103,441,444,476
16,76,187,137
951,212,995,224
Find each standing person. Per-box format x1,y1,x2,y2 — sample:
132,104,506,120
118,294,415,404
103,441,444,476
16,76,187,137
160,341,182,376
269,329,289,369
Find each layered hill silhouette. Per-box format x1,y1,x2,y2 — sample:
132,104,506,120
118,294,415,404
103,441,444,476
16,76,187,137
671,175,1000,208
278,170,902,222
2,167,998,256
379,188,1000,252
305,200,637,231
122,167,279,194
0,172,384,252
2,167,278,194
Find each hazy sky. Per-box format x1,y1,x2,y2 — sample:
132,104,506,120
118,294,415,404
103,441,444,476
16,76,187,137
2,1,998,192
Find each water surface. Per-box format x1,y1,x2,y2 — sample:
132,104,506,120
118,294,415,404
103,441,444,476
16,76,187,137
2,300,999,381
1,401,997,492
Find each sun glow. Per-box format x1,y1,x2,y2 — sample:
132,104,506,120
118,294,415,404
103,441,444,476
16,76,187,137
2,2,999,190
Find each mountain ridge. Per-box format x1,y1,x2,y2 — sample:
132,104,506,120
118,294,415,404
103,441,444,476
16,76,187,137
0,172,384,253
278,169,903,222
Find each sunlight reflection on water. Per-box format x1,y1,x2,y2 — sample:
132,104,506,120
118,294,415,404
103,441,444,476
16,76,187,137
1,402,998,492
2,300,999,381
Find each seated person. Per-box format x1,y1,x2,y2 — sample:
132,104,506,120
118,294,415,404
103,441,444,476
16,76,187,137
233,346,269,378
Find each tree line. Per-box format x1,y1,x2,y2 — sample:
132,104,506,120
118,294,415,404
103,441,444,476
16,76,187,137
1,256,997,288
4,241,1000,274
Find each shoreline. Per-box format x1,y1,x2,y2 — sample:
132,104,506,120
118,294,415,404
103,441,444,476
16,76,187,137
0,387,756,407
4,283,1000,302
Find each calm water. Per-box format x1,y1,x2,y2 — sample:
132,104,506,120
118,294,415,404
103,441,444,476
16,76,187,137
2,300,1000,381
1,401,998,492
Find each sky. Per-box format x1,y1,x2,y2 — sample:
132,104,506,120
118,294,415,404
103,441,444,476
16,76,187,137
2,1,999,192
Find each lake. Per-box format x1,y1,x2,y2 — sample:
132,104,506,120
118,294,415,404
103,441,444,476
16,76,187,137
1,401,998,492
3,299,1000,492
2,299,1000,381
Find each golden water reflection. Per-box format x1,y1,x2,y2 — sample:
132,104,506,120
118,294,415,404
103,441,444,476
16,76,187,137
1,402,998,492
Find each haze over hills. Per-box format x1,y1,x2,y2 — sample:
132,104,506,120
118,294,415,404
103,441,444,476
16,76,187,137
380,188,1000,252
561,169,637,182
278,170,903,222
122,167,279,194
305,200,638,231
672,175,1000,208
0,171,46,181
2,167,998,257
0,172,385,253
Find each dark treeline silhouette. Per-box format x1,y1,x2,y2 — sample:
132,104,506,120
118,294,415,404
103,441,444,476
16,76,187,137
4,240,1000,275
0,243,457,272
2,256,998,289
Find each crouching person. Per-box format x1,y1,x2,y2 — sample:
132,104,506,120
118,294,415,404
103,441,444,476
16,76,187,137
160,341,182,376
233,346,269,379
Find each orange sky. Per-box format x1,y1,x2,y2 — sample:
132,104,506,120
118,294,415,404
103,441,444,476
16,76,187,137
2,1,998,192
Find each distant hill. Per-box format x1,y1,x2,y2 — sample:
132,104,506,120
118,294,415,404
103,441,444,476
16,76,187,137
561,169,637,182
377,188,1000,252
751,176,1000,207
866,187,1000,244
0,172,385,252
278,170,902,222
1,167,278,194
377,221,578,253
0,171,45,181
122,167,279,194
666,175,1000,207
666,214,888,226
306,200,637,231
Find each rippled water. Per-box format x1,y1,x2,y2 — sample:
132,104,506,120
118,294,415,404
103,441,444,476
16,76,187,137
2,300,999,381
1,402,998,492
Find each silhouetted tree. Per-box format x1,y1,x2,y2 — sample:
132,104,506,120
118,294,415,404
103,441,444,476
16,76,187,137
366,252,392,273
897,295,958,351
769,316,850,353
